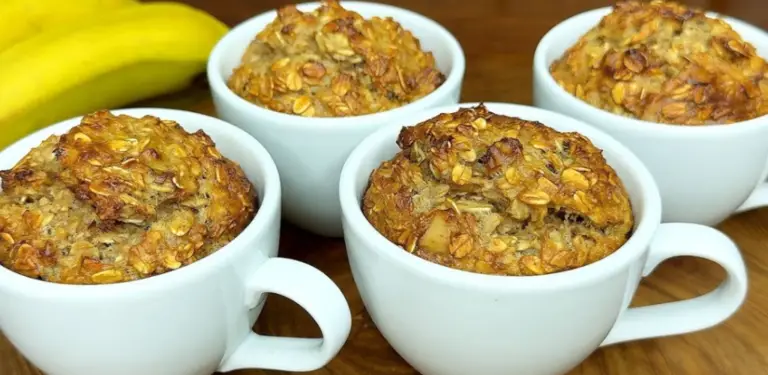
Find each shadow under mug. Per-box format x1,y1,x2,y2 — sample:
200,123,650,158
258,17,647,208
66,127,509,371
339,103,749,375
0,109,352,375
533,6,768,226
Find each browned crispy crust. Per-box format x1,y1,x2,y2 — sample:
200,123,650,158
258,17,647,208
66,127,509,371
549,0,768,125
0,111,257,285
227,0,445,117
362,105,634,276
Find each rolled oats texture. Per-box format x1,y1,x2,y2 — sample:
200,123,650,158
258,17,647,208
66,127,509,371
549,0,768,125
227,0,446,118
0,110,258,285
362,104,634,276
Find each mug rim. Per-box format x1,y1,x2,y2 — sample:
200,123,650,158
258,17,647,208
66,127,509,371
0,108,282,298
206,0,466,131
339,102,663,291
532,6,768,138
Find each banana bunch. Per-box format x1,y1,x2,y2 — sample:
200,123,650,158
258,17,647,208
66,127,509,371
0,0,229,150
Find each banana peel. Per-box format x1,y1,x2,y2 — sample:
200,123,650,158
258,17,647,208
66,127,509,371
0,0,139,52
0,2,229,150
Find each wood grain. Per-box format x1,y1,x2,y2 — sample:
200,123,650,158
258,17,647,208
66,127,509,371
2,0,768,374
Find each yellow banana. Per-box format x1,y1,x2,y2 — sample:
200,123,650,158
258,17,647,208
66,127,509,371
0,0,139,52
0,2,229,150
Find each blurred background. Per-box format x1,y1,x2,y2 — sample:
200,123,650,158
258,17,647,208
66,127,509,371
154,0,767,106
2,0,764,151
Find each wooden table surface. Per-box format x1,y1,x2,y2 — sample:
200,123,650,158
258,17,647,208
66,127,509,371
2,0,768,374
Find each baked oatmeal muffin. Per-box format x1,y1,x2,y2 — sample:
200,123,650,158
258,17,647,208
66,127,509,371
0,111,257,285
227,0,445,117
550,0,768,125
362,105,634,276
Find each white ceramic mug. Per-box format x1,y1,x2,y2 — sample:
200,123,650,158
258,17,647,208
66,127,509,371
0,109,352,375
339,103,748,375
533,6,768,226
208,1,465,237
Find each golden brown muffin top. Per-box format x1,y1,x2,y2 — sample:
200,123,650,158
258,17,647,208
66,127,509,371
0,111,257,285
363,105,634,276
550,0,768,125
227,0,445,117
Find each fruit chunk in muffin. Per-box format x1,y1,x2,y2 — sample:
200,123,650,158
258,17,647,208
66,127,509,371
227,0,445,118
0,111,257,285
362,104,634,276
550,0,768,125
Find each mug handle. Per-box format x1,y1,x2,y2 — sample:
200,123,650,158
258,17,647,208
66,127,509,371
735,181,768,214
600,223,748,347
217,257,352,372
